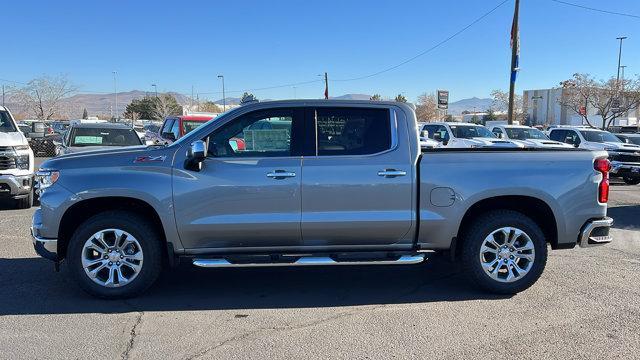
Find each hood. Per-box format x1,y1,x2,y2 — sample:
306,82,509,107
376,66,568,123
0,131,28,147
584,141,640,151
466,137,523,148
512,139,573,148
42,145,173,171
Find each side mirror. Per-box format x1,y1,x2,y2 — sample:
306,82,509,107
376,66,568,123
162,132,176,141
185,140,207,171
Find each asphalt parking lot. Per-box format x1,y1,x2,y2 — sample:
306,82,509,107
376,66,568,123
0,160,639,359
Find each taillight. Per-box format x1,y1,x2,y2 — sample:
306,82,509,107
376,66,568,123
594,158,611,203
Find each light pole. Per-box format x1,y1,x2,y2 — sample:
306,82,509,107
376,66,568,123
217,75,226,111
611,36,627,129
113,71,118,121
151,84,158,98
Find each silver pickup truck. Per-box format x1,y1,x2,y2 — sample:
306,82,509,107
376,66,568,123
31,100,613,299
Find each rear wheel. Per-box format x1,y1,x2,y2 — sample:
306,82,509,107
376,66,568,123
66,211,163,299
461,210,547,294
623,176,640,185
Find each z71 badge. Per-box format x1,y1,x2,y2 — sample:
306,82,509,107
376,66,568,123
133,155,166,163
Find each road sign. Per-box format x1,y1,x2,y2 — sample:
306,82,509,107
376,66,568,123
437,90,449,110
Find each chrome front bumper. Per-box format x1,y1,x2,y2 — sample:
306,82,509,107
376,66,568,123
579,217,613,248
0,174,32,197
610,161,640,175
30,227,58,261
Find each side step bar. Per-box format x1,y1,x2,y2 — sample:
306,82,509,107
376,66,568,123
192,254,425,268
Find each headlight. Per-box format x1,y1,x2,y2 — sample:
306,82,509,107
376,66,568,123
35,170,60,193
13,145,31,170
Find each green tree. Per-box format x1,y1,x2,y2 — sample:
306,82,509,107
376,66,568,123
482,108,498,124
370,94,382,101
82,108,88,119
125,96,156,119
394,94,407,103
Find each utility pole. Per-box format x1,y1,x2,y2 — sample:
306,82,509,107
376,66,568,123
2,85,4,107
507,0,520,125
112,71,118,122
152,84,158,98
191,85,194,111
324,72,329,99
611,36,627,129
217,75,226,111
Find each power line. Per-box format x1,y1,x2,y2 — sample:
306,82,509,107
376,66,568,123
550,0,640,19
332,0,511,82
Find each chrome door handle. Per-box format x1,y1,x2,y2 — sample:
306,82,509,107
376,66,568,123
267,170,296,179
377,169,407,178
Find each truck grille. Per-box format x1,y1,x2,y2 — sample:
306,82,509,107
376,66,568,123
0,155,16,170
609,152,640,163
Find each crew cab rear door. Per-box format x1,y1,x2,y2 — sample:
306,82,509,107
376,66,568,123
172,107,305,250
300,106,414,248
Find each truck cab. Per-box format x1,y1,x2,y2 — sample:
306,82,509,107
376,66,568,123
0,106,35,208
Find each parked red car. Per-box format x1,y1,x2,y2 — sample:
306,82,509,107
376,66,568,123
155,115,245,150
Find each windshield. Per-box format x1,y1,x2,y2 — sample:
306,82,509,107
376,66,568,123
70,127,142,147
450,125,495,139
0,111,17,133
580,130,621,143
621,136,640,145
182,120,207,135
505,127,549,140
144,124,160,133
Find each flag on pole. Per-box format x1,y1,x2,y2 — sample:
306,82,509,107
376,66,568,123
510,11,520,83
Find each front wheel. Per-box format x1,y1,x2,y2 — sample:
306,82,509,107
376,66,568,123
623,176,640,185
66,211,163,299
461,210,548,294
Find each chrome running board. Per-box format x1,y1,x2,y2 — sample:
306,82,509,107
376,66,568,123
192,254,425,268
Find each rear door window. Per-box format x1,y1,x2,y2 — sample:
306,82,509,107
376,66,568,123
314,107,391,156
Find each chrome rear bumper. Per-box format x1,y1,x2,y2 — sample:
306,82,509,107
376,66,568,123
579,217,613,248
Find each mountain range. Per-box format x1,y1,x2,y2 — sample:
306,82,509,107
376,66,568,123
5,90,492,118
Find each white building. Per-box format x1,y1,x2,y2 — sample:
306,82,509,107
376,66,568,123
523,88,639,128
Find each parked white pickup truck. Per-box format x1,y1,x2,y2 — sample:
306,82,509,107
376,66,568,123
491,125,573,149
0,106,35,208
549,127,640,185
421,122,523,149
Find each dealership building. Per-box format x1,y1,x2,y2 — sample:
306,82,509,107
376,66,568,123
523,88,639,128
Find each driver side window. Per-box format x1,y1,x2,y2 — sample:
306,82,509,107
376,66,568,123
206,109,296,158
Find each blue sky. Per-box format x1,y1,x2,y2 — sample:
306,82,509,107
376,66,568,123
2,0,639,102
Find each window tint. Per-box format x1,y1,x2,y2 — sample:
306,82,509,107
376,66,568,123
424,125,449,142
315,108,391,155
208,109,294,158
170,120,180,139
548,129,565,142
161,118,174,135
0,112,17,133
579,130,621,143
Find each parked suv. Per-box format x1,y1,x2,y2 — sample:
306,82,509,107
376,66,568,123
0,106,35,208
491,125,572,149
549,127,640,185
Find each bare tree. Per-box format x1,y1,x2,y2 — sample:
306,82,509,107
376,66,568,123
11,75,77,120
559,73,640,130
152,93,183,120
415,93,439,121
491,89,523,122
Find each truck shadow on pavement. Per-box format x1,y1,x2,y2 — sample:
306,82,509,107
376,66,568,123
608,205,640,230
0,256,507,316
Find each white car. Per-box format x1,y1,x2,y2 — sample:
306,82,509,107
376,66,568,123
491,125,573,149
549,127,640,185
421,122,523,149
0,106,35,208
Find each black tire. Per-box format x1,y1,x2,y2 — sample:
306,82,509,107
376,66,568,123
623,176,640,185
460,210,548,294
15,192,33,209
66,211,163,299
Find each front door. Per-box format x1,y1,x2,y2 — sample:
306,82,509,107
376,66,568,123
173,108,305,250
301,106,414,248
